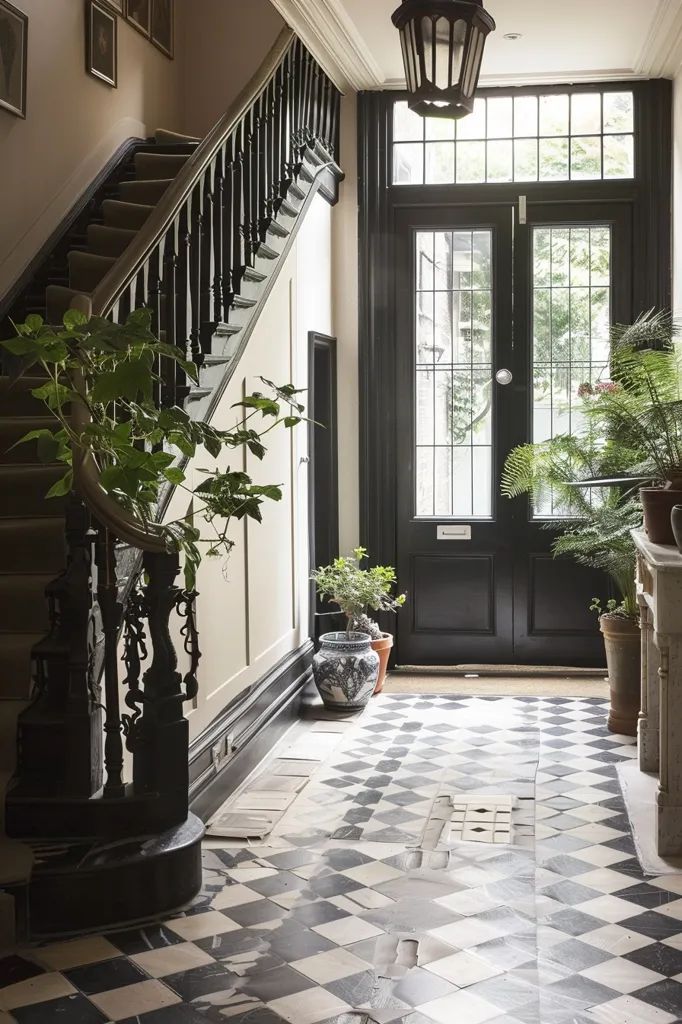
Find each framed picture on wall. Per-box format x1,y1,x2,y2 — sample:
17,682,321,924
103,0,124,13
151,0,173,59
125,0,150,38
86,0,117,88
0,0,28,119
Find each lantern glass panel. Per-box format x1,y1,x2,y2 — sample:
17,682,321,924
422,16,436,84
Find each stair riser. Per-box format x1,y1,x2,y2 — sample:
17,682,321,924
0,579,51,635
0,469,67,518
0,421,60,466
209,332,242,361
134,153,190,181
86,226,137,257
68,254,116,293
0,385,49,418
0,521,65,575
118,179,171,205
0,631,43,700
101,200,154,231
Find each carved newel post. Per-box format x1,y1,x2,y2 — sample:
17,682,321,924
131,551,199,827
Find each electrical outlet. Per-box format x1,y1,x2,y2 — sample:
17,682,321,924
226,733,235,757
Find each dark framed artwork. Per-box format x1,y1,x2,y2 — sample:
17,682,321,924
151,0,173,59
103,0,123,12
0,0,28,119
125,0,150,38
86,0,117,88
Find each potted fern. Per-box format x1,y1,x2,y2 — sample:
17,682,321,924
502,432,642,735
311,549,406,708
584,311,682,546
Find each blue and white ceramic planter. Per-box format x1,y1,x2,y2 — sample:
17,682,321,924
312,631,380,710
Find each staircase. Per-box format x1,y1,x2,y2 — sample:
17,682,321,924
0,28,341,943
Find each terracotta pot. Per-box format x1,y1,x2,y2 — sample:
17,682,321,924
599,613,641,736
371,633,393,694
640,487,682,545
671,505,682,554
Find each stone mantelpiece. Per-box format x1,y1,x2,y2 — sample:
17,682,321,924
632,529,682,856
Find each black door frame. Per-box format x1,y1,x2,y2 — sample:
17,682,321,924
308,331,340,639
358,80,672,664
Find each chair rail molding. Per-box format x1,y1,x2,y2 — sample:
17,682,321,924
268,0,383,92
635,0,682,78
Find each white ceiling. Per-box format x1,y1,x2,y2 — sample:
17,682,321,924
269,0,682,92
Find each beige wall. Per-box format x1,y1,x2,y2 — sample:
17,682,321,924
0,0,286,303
0,0,185,300
178,0,285,138
332,92,360,553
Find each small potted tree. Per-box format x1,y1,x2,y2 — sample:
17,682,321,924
311,548,406,709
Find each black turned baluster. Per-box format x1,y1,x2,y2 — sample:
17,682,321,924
241,107,255,270
235,116,249,288
162,223,179,408
210,150,225,327
189,182,204,366
280,50,294,196
259,83,273,239
149,244,164,407
96,525,125,800
132,552,191,825
222,135,236,315
61,495,102,797
331,86,341,159
177,203,192,398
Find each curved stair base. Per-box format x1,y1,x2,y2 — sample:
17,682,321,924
24,813,204,939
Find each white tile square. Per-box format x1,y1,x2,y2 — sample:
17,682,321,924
90,980,181,1019
211,884,264,910
425,949,503,987
31,936,120,971
292,948,368,984
572,845,631,868
578,869,638,894
658,898,682,921
312,916,383,946
420,988,500,1024
580,956,664,994
575,896,638,924
429,918,500,949
0,973,76,1011
434,889,503,917
581,924,656,955
165,910,240,940
130,942,215,978
585,994,678,1023
268,987,350,1023
341,862,402,886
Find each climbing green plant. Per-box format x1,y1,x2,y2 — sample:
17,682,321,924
1,308,305,588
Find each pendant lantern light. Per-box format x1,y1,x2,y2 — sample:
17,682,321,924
392,0,496,119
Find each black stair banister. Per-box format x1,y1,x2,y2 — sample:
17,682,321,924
3,27,342,938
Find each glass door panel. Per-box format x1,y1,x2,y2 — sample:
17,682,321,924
414,229,493,518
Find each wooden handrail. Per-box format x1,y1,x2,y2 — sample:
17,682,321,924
70,26,321,553
91,26,295,319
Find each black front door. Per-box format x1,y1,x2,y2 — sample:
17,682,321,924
395,200,632,666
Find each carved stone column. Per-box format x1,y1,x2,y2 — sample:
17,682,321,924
638,596,660,773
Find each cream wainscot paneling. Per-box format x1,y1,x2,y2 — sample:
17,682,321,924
171,194,332,742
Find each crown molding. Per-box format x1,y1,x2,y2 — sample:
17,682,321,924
268,0,384,92
635,0,682,77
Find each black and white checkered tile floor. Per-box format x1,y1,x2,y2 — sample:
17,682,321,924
2,694,682,1024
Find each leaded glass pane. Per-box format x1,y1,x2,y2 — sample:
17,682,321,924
414,230,493,519
532,225,612,518
393,90,634,184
